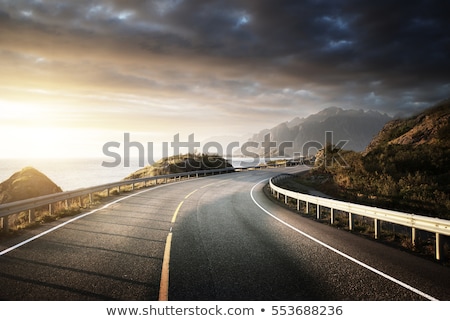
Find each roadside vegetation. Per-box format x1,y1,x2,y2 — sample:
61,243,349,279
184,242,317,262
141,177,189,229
301,101,450,220
302,143,450,220
125,153,232,179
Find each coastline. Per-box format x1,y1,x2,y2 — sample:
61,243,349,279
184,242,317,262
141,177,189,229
0,157,265,192
0,158,144,191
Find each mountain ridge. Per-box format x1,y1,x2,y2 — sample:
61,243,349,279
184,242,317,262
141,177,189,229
364,99,450,155
247,107,392,156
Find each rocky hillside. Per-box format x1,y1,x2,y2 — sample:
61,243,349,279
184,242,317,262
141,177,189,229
247,107,391,156
364,99,450,154
125,154,233,180
0,167,62,204
308,100,450,218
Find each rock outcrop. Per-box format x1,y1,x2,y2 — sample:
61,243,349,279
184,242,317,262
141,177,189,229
0,167,62,204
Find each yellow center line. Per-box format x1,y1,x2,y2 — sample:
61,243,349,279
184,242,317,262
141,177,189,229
171,201,184,224
159,187,198,301
200,182,215,189
184,189,198,199
158,232,172,301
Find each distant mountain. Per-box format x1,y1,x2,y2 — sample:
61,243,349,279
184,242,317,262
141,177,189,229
0,167,62,204
246,107,392,156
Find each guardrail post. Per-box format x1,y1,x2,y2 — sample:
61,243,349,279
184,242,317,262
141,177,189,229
29,209,35,224
285,195,288,205
297,199,300,211
436,233,442,261
374,218,380,239
316,204,320,219
1,216,9,232
348,213,354,231
305,201,309,214
89,193,93,204
330,208,335,224
49,203,53,215
411,227,416,246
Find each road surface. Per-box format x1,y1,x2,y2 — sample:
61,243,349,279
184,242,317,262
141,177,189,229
1,166,449,300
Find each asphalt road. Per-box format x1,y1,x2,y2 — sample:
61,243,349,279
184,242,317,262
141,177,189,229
0,166,449,300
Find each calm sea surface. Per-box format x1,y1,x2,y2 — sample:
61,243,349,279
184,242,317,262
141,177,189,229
0,157,259,191
0,158,145,191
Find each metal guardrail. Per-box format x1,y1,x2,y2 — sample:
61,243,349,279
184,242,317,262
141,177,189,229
0,163,291,233
270,174,450,261
0,167,236,232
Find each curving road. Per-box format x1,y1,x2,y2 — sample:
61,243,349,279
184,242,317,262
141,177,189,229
0,166,449,300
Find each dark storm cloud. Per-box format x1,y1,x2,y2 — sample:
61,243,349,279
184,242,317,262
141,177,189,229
1,0,449,121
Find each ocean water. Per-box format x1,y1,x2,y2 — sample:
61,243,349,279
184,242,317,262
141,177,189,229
0,158,144,191
0,157,261,191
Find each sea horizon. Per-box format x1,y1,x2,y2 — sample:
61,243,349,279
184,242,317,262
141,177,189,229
0,156,265,192
0,157,145,191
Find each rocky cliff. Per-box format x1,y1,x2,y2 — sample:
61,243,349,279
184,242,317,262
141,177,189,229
125,154,233,180
0,167,62,204
364,99,450,154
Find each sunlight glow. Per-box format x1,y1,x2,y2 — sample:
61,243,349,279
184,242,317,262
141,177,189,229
0,126,107,159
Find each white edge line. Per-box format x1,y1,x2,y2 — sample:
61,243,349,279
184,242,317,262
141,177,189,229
0,180,187,257
250,178,439,301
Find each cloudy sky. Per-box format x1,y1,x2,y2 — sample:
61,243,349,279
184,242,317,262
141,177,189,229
0,0,449,159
